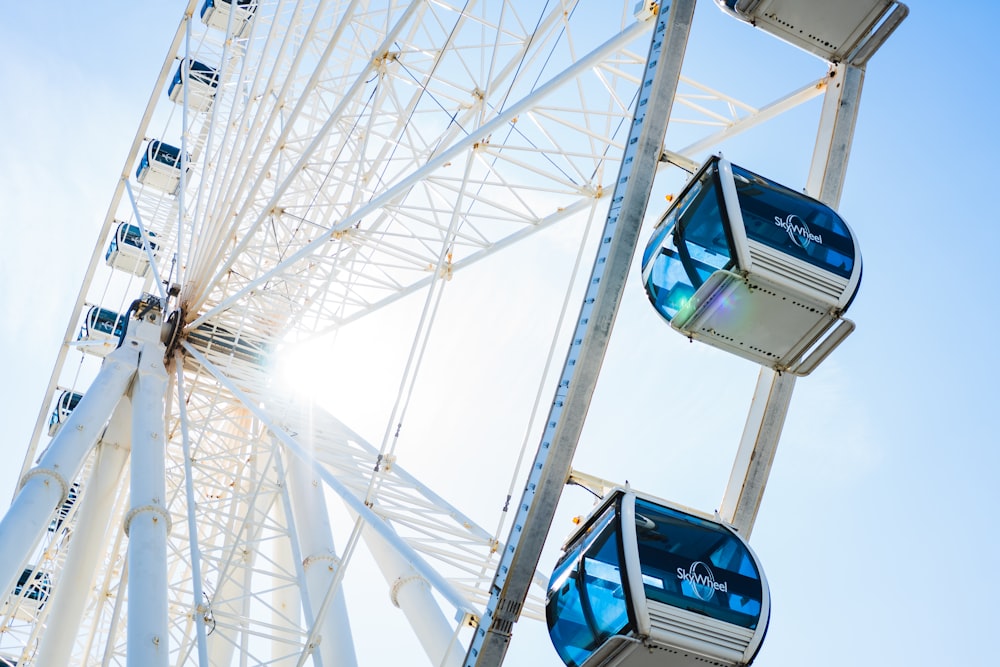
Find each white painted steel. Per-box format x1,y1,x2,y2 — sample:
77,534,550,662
677,74,827,157
186,13,653,333
35,399,132,667
286,452,357,667
0,342,137,604
126,314,171,667
720,62,868,537
362,522,465,667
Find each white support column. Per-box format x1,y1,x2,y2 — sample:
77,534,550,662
362,521,464,667
36,397,132,667
286,452,357,667
719,63,866,537
125,313,171,667
0,341,137,601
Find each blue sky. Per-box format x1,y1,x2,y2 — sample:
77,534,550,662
0,1,996,665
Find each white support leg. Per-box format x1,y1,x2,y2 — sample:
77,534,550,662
362,521,464,667
35,397,132,667
286,452,357,667
0,342,137,602
125,315,171,667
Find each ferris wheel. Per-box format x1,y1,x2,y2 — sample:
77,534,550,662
0,1,907,666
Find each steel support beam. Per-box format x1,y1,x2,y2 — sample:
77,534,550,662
362,522,465,667
126,310,171,667
0,342,137,603
719,62,866,537
35,399,132,667
286,452,357,667
464,3,697,665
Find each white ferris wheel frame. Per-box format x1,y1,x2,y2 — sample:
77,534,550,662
0,0,905,665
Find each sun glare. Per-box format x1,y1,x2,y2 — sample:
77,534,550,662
274,339,334,399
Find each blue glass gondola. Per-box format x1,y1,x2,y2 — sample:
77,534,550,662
714,0,909,63
168,58,220,111
106,221,158,277
76,306,126,357
135,140,189,194
48,390,83,437
641,155,861,375
201,0,256,37
547,489,769,667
